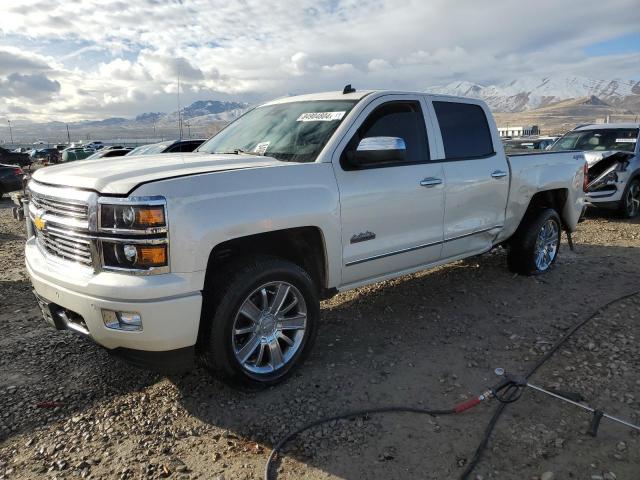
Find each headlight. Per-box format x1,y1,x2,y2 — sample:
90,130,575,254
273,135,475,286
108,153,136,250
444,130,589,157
102,241,168,270
97,197,169,274
590,170,618,189
100,203,166,232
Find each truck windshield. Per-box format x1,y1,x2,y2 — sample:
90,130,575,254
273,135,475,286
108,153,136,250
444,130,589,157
549,128,638,153
198,100,358,162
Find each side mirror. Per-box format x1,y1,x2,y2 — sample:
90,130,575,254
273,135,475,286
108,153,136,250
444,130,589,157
347,136,407,167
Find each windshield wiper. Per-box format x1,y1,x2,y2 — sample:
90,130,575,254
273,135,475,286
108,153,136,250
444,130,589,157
212,148,255,155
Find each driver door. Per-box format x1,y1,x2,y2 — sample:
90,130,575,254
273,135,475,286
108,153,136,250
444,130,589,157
332,95,445,287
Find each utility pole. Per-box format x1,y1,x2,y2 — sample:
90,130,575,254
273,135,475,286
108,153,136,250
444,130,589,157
7,119,13,145
66,124,71,144
185,121,191,139
177,73,183,140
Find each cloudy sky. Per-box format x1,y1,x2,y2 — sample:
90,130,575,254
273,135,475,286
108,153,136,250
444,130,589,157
1,0,639,122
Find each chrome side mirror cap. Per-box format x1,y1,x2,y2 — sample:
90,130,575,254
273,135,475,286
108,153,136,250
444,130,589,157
346,136,407,168
357,136,406,152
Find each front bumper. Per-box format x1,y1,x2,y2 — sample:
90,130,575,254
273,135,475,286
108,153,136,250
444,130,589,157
586,188,623,206
26,237,203,368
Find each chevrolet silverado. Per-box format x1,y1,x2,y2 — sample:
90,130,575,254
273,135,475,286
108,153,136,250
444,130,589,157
25,89,587,387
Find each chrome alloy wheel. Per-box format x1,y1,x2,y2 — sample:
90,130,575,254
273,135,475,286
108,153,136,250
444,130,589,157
625,181,640,217
534,219,559,271
231,281,307,375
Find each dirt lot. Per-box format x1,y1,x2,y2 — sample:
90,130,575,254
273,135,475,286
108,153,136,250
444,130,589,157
1,198,639,480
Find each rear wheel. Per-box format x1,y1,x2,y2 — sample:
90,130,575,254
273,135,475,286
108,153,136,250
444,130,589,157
507,208,561,275
619,178,640,219
200,256,319,387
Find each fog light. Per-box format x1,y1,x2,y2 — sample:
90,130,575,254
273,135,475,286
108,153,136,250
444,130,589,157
123,244,138,263
102,309,143,331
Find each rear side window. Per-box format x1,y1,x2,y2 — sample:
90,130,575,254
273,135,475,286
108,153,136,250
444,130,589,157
433,101,494,159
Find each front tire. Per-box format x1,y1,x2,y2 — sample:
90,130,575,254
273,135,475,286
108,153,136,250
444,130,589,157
618,178,640,219
507,209,561,275
200,256,319,387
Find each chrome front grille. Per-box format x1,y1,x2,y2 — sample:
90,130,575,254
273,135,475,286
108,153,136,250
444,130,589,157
28,182,97,269
30,194,89,221
35,226,93,266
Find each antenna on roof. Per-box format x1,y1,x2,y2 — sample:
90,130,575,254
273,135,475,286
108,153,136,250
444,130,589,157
343,84,356,94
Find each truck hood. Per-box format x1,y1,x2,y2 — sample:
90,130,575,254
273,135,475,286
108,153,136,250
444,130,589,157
31,152,286,194
583,150,634,168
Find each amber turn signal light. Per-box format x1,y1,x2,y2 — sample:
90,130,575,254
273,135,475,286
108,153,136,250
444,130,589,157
136,206,165,227
137,245,167,267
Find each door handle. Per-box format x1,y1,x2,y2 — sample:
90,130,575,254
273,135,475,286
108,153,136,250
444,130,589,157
420,177,443,187
491,170,507,179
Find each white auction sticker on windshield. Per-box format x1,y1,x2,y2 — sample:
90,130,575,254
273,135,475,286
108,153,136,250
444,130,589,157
616,138,636,143
297,111,346,122
253,141,270,155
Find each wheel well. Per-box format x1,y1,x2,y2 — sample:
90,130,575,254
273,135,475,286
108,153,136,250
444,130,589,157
205,227,328,294
523,189,568,227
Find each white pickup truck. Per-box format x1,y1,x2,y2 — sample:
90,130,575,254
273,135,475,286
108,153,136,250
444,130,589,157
25,89,587,386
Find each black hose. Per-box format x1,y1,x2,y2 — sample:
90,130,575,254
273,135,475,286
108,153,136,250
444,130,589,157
264,406,455,480
264,289,640,480
459,288,640,479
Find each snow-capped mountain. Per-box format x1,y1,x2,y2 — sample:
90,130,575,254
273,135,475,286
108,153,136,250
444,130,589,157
141,100,248,125
182,100,247,118
7,99,250,143
428,77,640,112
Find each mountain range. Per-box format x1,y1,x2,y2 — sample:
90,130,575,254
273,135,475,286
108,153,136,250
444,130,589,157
5,100,249,144
428,76,640,113
135,100,247,125
5,77,640,143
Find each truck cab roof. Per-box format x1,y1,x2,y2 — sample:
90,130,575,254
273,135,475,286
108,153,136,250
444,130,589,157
574,123,640,131
263,89,480,106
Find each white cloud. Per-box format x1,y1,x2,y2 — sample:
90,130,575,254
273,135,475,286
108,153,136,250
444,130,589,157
285,52,314,76
0,73,61,100
368,59,391,72
0,0,638,121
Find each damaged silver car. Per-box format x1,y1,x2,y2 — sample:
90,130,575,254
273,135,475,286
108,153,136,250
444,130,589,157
550,123,640,218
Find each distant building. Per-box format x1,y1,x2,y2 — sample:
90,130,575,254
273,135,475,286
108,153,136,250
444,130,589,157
498,125,539,138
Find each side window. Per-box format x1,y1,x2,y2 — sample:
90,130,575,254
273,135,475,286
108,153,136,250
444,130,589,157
342,101,429,167
181,142,201,152
170,142,200,153
433,101,494,159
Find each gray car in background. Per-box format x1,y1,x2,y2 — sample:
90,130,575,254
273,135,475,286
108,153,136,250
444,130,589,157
550,123,640,218
61,147,96,162
126,139,205,156
84,148,132,160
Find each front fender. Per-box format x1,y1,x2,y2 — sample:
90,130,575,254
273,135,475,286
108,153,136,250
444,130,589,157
131,163,343,289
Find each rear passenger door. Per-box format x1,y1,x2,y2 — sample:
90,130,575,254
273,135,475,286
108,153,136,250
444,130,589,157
428,98,509,258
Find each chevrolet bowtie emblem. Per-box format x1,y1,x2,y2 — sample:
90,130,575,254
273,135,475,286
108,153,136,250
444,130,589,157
34,214,46,231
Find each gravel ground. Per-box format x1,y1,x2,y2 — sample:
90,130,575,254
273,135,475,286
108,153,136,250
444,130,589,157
1,198,639,480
